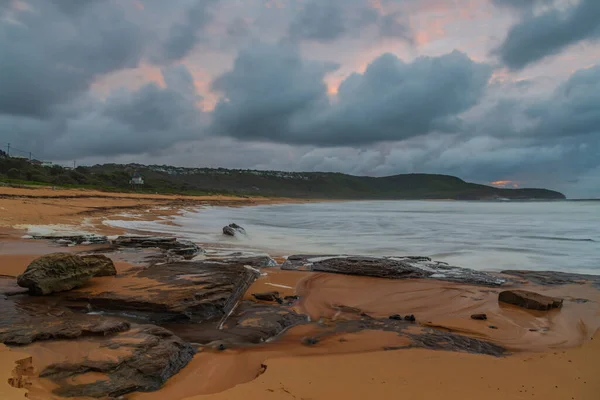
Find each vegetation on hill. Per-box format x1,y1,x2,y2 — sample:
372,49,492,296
0,156,566,200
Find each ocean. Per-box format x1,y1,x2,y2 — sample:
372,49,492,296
105,200,600,275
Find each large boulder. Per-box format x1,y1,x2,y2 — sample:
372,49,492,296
80,254,117,277
17,253,116,295
498,290,563,310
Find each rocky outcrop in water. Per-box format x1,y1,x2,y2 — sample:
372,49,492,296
17,253,117,295
502,270,600,288
113,236,204,259
282,255,506,286
29,234,109,246
223,223,246,237
499,290,563,311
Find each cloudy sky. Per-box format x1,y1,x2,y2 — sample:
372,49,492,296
1,0,599,197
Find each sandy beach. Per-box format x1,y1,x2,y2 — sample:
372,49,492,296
0,186,599,400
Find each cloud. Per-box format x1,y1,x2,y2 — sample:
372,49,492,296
0,0,144,118
157,0,219,63
210,43,336,142
1,64,205,159
211,44,492,145
495,0,600,70
288,2,346,42
531,65,600,138
287,0,412,43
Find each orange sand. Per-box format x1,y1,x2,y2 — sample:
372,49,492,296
0,345,30,400
187,331,600,400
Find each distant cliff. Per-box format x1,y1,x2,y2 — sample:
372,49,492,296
0,157,566,200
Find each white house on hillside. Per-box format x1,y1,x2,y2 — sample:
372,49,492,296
129,171,144,185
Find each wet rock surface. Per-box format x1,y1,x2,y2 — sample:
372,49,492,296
252,291,282,302
499,290,563,311
61,260,261,324
165,302,308,346
113,236,204,259
29,234,109,246
223,223,246,237
80,254,117,277
282,255,506,286
17,253,117,295
0,291,194,398
307,314,507,357
42,325,195,398
502,270,600,288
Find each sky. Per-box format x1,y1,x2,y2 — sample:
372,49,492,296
1,0,599,198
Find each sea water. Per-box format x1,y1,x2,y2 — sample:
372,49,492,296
105,200,600,275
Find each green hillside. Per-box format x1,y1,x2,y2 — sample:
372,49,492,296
0,156,566,200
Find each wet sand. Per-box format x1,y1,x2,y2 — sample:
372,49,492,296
187,330,600,400
1,188,599,400
0,186,306,235
0,345,30,400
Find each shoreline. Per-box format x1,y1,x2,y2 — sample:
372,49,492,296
1,187,599,400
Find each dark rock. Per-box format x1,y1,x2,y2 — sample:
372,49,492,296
389,314,403,320
499,290,563,311
60,260,261,324
0,301,131,346
471,313,487,320
501,270,600,288
302,337,319,346
251,292,280,302
282,255,506,286
17,253,117,295
40,324,195,398
284,295,300,301
489,325,498,329
163,302,308,346
222,223,246,237
408,329,505,357
80,254,117,277
30,234,109,246
404,314,416,322
113,236,204,259
218,343,227,351
217,256,277,268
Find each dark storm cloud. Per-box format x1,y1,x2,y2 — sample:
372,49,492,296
0,0,143,117
211,45,492,145
158,0,219,63
211,43,336,142
531,65,600,138
2,64,205,159
288,2,346,42
496,0,600,70
287,0,412,43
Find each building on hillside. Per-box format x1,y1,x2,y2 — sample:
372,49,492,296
129,171,144,186
29,159,43,166
41,161,53,167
